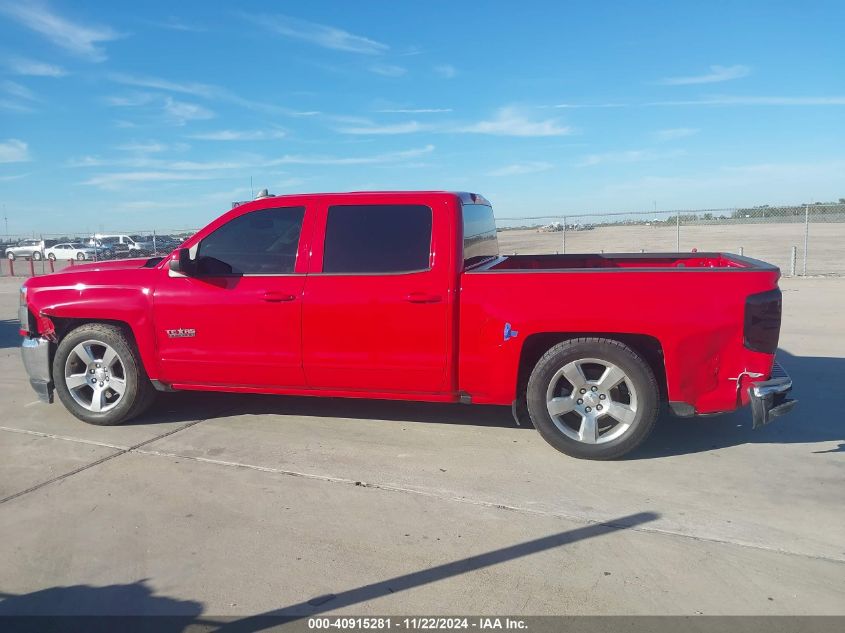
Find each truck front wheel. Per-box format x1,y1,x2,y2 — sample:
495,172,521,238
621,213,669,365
53,323,156,425
526,338,659,459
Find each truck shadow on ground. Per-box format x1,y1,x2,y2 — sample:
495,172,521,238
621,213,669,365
137,349,841,458
0,512,658,625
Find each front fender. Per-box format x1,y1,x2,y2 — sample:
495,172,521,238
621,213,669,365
24,275,160,380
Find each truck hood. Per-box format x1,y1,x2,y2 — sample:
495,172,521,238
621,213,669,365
51,256,162,274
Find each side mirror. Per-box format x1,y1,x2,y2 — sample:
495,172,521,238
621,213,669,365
168,248,194,275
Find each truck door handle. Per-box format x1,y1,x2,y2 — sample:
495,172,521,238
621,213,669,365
405,292,441,304
262,292,296,302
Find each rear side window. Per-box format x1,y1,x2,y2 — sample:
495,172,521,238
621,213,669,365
323,204,432,273
197,206,305,274
462,203,499,266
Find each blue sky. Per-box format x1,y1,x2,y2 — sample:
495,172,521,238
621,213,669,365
1,0,843,234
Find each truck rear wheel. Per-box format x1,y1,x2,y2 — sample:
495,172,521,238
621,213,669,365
53,323,156,426
526,338,659,459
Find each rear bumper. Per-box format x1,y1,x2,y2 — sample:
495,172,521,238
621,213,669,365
21,336,53,403
748,361,795,429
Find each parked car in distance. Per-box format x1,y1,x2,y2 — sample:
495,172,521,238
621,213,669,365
45,242,97,261
150,235,183,253
19,190,796,460
88,234,151,257
6,239,46,260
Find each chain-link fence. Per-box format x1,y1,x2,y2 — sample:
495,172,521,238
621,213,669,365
1,203,844,277
496,203,845,276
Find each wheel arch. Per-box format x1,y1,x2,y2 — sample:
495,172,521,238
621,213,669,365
47,317,156,380
517,332,668,401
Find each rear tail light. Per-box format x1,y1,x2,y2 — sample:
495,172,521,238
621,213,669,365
744,289,782,354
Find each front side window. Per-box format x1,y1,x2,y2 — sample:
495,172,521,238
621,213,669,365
197,206,305,274
323,204,432,273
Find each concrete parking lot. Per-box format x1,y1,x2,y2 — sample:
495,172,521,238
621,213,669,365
0,275,843,617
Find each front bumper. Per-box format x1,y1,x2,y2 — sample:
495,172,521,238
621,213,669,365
748,361,795,429
21,336,53,403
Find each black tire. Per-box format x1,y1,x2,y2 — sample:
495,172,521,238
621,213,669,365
32,251,42,261
48,253,56,260
6,252,14,260
53,323,156,426
77,252,86,260
526,337,659,460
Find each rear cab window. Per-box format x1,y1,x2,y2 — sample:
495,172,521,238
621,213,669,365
462,202,499,268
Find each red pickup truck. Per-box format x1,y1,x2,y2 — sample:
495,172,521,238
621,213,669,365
19,191,795,459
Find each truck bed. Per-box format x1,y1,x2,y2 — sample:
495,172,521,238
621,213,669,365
473,252,776,272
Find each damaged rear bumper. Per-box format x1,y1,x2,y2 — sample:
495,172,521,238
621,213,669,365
748,361,795,429
21,336,53,403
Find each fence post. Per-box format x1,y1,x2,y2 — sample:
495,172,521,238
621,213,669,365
562,216,566,254
802,205,809,276
790,246,797,276
48,258,54,273
29,258,35,277
676,211,680,251
8,258,14,276
739,247,744,256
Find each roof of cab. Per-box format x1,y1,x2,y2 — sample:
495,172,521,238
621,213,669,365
232,190,490,208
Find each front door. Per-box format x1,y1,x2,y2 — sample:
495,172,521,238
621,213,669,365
302,201,451,394
153,205,309,388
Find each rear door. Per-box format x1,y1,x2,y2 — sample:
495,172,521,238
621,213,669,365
302,197,453,394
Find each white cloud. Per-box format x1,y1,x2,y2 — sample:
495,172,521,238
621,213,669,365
376,108,452,114
142,17,206,33
108,73,215,98
579,149,683,167
434,64,457,79
248,14,388,54
107,72,296,116
552,102,628,109
489,162,554,177
162,97,214,125
369,64,407,77
600,160,845,208
0,99,33,112
658,65,751,85
461,107,572,137
115,141,188,153
0,172,30,181
104,92,156,107
1,80,37,101
0,1,121,61
270,144,434,166
655,127,699,141
338,121,429,135
647,96,845,106
187,129,286,141
6,56,67,77
82,171,215,189
0,139,31,163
